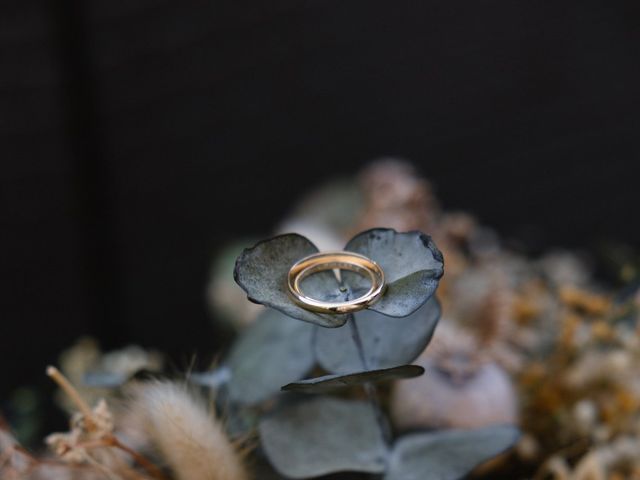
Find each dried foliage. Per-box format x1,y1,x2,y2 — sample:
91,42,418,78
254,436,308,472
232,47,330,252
6,158,636,479
120,381,249,480
1,367,248,480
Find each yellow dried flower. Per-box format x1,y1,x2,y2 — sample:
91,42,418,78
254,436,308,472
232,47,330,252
559,286,611,316
559,313,583,349
513,296,541,324
615,388,639,415
591,321,615,341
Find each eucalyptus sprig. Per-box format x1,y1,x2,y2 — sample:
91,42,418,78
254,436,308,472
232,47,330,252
205,228,519,479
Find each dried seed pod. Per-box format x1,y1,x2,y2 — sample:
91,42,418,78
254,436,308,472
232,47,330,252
356,159,440,235
391,323,518,431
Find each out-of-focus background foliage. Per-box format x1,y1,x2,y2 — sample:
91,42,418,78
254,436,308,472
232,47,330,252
2,0,639,407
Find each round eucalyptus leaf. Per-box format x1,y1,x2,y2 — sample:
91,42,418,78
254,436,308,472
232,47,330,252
260,397,388,478
385,425,520,480
234,234,348,327
315,298,441,374
343,229,444,317
282,365,424,393
226,308,316,405
82,371,129,388
189,367,232,389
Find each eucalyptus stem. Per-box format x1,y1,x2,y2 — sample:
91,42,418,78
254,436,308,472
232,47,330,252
348,313,369,369
348,314,392,445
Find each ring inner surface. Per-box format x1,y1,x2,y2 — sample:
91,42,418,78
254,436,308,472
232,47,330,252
295,262,375,299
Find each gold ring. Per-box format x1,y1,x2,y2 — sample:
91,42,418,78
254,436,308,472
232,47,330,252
287,252,386,314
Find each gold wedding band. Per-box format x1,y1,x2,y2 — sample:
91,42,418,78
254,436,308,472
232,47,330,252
287,252,385,314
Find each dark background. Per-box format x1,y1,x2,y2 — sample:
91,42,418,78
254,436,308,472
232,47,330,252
1,0,639,401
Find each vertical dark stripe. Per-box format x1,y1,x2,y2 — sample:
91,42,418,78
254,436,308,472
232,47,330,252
51,0,124,345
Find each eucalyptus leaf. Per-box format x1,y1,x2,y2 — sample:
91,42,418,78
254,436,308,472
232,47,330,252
315,298,441,374
225,308,316,405
344,229,444,317
234,234,348,327
260,397,388,479
82,371,129,388
282,365,424,393
385,425,520,480
189,366,232,389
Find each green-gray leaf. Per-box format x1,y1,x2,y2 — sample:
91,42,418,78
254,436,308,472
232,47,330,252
315,298,441,374
385,426,520,480
225,308,316,405
189,367,231,389
282,365,424,393
234,234,348,327
260,397,388,478
344,229,444,317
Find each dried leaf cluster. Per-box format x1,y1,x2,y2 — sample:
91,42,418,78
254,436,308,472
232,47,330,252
1,360,249,480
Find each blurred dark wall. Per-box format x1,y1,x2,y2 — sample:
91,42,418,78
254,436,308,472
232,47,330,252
1,0,639,396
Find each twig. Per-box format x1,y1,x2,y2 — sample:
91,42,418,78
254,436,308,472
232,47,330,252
46,366,95,430
0,445,38,473
109,436,170,480
0,449,12,471
46,366,168,480
77,436,170,480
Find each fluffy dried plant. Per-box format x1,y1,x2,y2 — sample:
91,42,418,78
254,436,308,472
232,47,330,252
118,381,250,480
1,368,153,480
1,366,250,480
